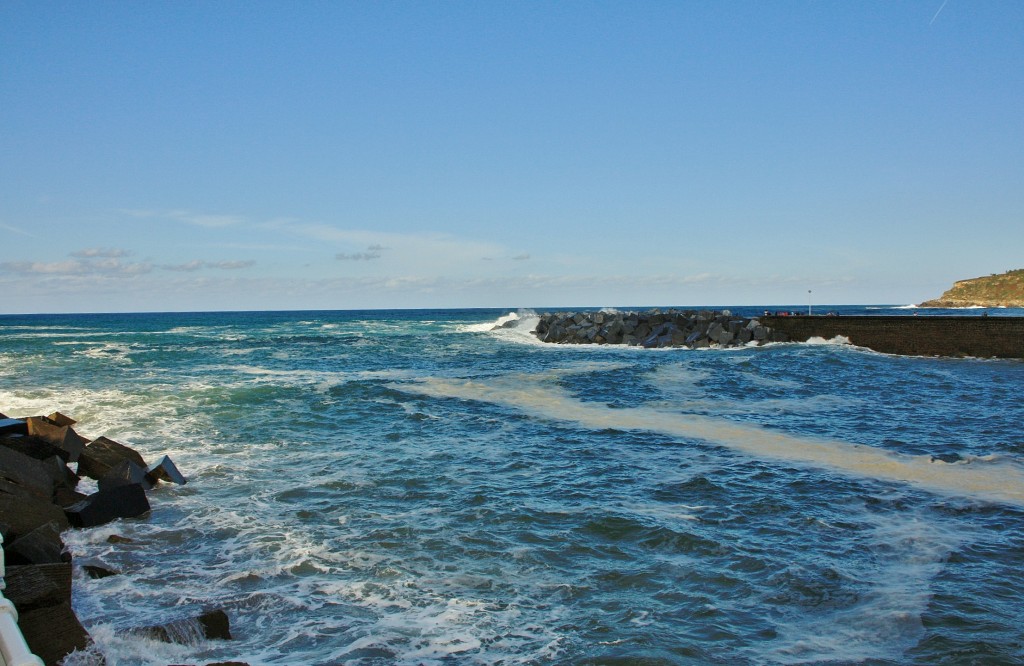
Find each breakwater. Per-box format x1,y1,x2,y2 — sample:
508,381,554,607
0,411,237,665
532,309,788,348
762,315,1024,359
530,310,1024,359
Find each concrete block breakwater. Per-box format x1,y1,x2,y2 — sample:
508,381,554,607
532,309,788,349
0,410,241,665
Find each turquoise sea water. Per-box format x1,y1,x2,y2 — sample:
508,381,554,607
2,307,1023,665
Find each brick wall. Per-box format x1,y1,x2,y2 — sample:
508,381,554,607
761,316,1024,359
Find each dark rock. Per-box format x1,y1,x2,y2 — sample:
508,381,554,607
77,435,148,480
3,562,72,612
0,491,69,541
107,534,134,544
53,486,89,508
0,433,67,462
146,455,188,485
134,608,233,644
199,608,233,640
98,459,153,492
0,417,27,436
711,325,734,345
17,601,91,665
532,309,782,350
542,324,565,343
0,445,57,501
46,411,77,427
26,416,87,463
65,483,151,528
83,564,120,579
5,520,68,565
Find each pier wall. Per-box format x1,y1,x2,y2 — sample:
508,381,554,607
761,316,1024,359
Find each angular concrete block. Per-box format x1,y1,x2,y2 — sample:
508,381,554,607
4,562,73,612
0,445,56,501
5,520,68,565
53,486,88,508
18,601,91,666
46,412,77,427
77,435,148,480
26,416,86,462
146,455,187,485
64,483,151,528
0,493,69,542
0,432,66,462
0,417,28,436
98,459,153,492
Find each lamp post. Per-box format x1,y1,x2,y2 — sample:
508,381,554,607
808,290,812,316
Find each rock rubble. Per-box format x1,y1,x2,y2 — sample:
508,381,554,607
0,410,232,665
532,309,788,349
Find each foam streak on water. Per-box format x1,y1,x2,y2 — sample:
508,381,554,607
394,371,1024,507
2,308,1023,666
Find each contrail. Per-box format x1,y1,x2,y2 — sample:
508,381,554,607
930,0,949,25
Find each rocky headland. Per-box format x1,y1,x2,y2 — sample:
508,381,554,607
920,269,1024,308
0,410,242,665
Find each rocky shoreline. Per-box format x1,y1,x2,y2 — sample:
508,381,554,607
530,309,788,348
0,411,241,666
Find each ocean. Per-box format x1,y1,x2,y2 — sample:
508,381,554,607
1,306,1022,666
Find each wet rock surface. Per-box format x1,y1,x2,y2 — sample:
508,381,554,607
532,309,787,348
0,410,196,665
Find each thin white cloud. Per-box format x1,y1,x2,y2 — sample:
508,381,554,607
161,260,255,272
263,220,510,274
162,260,206,272
0,259,152,276
212,260,255,270
122,209,245,227
71,247,131,258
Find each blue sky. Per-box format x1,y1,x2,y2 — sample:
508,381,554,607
2,1,1022,313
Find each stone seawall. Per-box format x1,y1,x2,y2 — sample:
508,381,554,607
761,315,1024,359
532,309,787,349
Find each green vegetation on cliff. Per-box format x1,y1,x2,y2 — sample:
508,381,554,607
921,269,1024,308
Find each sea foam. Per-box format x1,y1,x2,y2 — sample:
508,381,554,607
393,370,1024,508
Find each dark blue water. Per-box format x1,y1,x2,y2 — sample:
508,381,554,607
2,306,1022,665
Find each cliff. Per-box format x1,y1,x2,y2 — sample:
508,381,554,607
920,269,1024,308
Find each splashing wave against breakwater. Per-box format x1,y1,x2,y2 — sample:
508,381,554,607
2,307,1023,665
